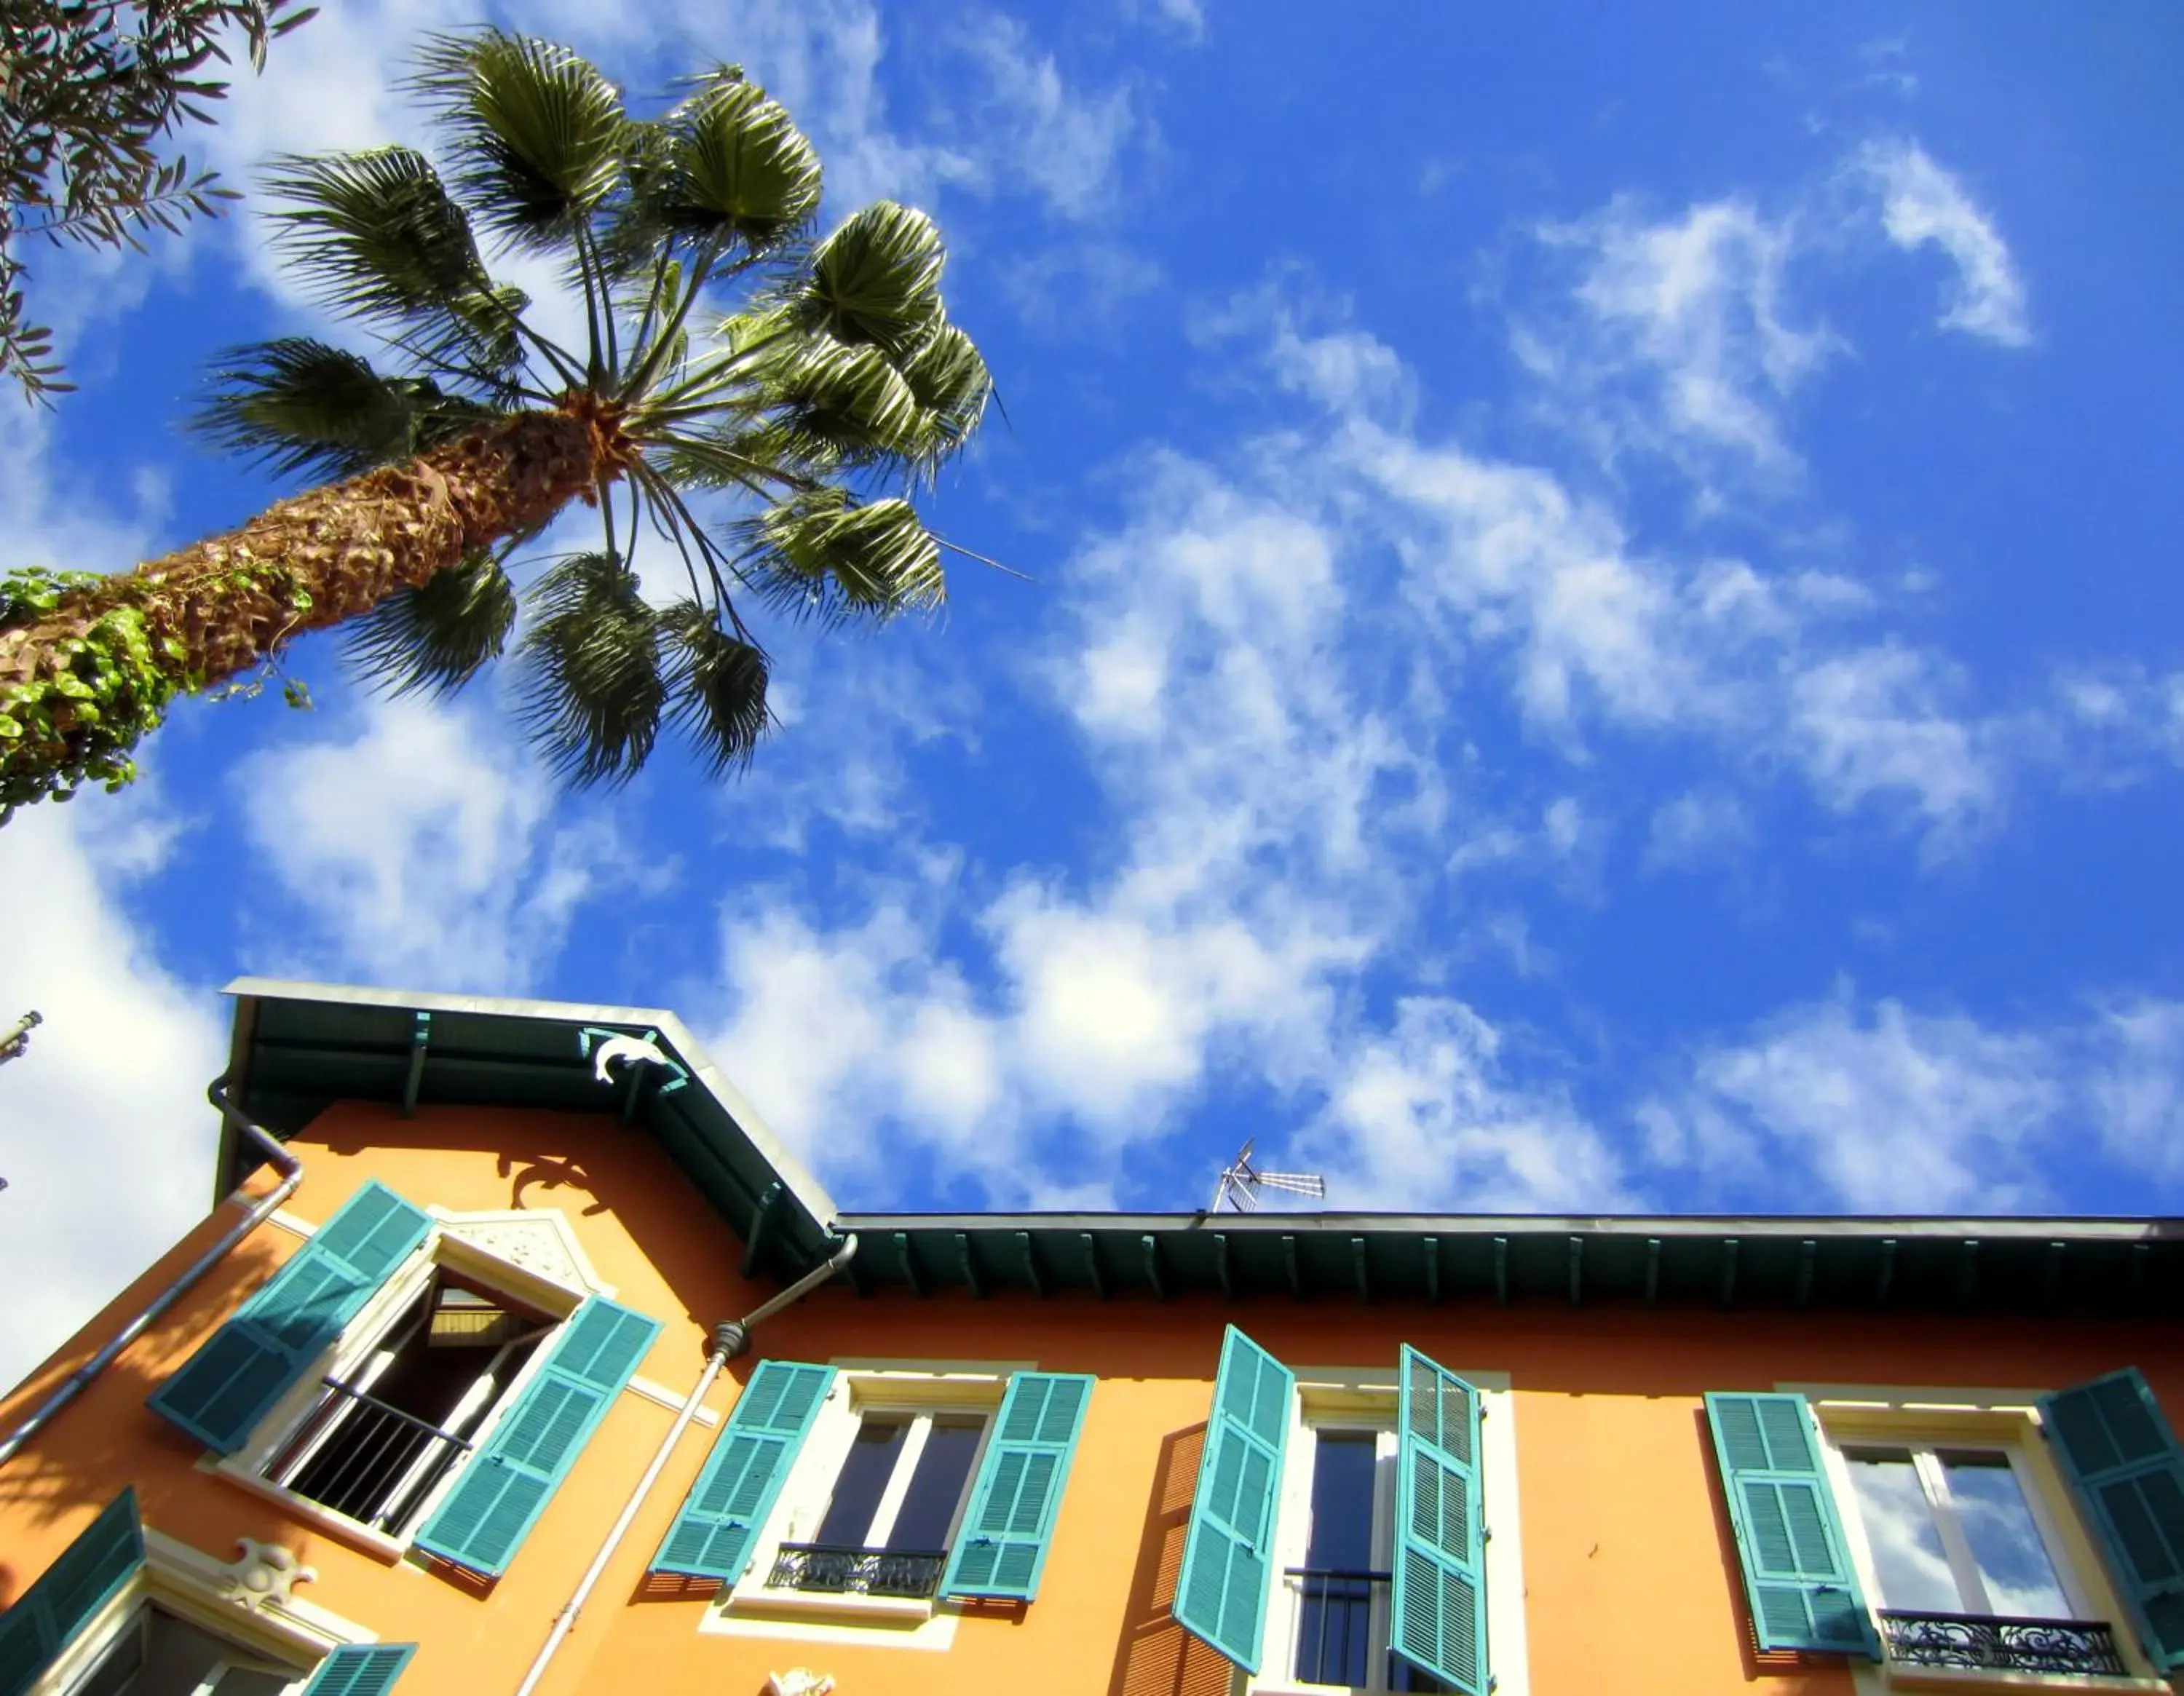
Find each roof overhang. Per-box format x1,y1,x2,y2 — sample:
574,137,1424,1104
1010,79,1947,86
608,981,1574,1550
220,978,842,1282
834,1210,2184,1316
213,980,2184,1317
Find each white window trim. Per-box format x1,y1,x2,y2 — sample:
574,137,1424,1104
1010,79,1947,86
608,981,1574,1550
26,1531,377,1696
1787,1382,2170,1696
700,1359,1031,1652
1249,1365,1530,1696
199,1211,596,1564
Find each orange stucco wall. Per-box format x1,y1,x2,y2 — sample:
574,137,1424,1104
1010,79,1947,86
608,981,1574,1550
4,1100,2179,1696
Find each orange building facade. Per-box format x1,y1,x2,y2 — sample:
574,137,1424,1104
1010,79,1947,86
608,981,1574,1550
5,980,2184,1696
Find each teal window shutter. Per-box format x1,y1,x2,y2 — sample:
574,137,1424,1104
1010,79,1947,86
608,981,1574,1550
300,1644,417,1696
651,1360,834,1580
941,1372,1095,1601
148,1179,431,1454
1704,1391,1876,1656
1390,1346,1489,1695
1174,1325,1293,1672
0,1489,145,1696
414,1296,660,1577
2040,1367,2184,1671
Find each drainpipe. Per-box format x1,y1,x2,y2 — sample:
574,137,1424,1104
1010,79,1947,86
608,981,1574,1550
512,1232,860,1696
0,1077,304,1470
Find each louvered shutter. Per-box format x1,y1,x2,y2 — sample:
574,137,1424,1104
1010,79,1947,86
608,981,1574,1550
148,1179,430,1454
414,1296,660,1577
2041,1368,2184,1670
1389,1346,1489,1694
1704,1391,1876,1655
1174,1326,1293,1672
651,1360,834,1581
941,1372,1094,1601
0,1489,144,1696
299,1644,416,1696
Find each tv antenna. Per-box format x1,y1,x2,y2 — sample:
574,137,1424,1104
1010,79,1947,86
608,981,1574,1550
0,1010,39,1068
1210,1139,1326,1213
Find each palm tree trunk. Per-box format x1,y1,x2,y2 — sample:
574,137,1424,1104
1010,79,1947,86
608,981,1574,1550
1,405,609,812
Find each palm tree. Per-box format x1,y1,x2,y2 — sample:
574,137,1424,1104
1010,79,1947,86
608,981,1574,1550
0,29,993,817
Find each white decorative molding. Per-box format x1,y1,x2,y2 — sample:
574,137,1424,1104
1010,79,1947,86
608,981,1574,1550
142,1529,375,1657
267,1209,318,1240
427,1206,612,1297
215,1539,314,1612
768,1671,836,1696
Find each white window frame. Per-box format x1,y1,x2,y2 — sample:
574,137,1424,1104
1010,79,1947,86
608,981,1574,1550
202,1210,604,1562
1249,1366,1530,1696
1793,1383,2172,1695
25,1530,378,1696
702,1359,1028,1652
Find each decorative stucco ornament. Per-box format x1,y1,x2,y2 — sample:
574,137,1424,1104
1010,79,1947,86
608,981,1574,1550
766,1671,836,1696
218,1540,316,1612
589,1031,672,1084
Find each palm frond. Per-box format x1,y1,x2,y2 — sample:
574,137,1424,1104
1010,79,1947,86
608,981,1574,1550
515,551,665,786
757,336,925,467
658,70,822,252
662,601,771,772
343,550,518,696
191,338,499,480
734,489,945,626
263,148,494,330
897,317,992,467
411,31,628,252
785,201,946,358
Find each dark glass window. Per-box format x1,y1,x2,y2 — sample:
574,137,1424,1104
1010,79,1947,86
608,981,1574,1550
815,1418,909,1545
889,1417,984,1551
1296,1431,1377,1687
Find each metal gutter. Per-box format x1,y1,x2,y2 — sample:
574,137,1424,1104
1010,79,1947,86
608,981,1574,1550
0,1077,304,1470
840,1210,2184,1242
510,1235,860,1696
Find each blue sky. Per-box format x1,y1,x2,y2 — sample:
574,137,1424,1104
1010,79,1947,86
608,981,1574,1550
4,1,2184,1385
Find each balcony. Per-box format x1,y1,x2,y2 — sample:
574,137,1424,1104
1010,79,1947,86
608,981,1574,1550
1284,1569,1449,1694
767,1542,951,1600
1878,1611,2127,1677
271,1377,474,1533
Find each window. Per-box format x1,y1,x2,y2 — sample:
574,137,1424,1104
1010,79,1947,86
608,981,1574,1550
1843,1445,2072,1620
1250,1366,1530,1696
1280,1427,1447,1693
763,1407,991,1602
261,1269,555,1538
61,1604,306,1696
167,1191,659,1583
1797,1390,2164,1685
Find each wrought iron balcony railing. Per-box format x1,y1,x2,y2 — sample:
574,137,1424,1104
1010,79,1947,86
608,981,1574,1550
272,1377,474,1531
768,1542,950,1599
1878,1610,2126,1676
1284,1569,1449,1693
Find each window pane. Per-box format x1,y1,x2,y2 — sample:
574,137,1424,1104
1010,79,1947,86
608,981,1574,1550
1845,1451,1961,1612
1295,1431,1378,1688
815,1418,908,1546
1940,1453,2070,1619
888,1418,984,1552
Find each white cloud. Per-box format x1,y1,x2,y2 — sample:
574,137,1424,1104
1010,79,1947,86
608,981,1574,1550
1644,991,2065,1210
2089,1001,2184,1183
1860,138,2031,346
956,17,1144,221
1645,788,1756,871
1523,195,1839,471
0,794,225,1392
1787,643,1997,836
231,698,634,991
1119,0,1206,43
1297,997,1633,1211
